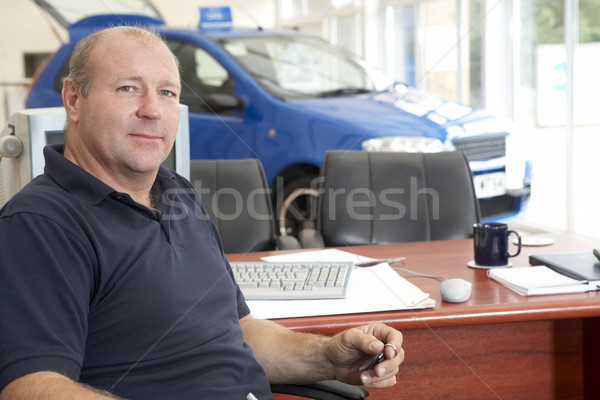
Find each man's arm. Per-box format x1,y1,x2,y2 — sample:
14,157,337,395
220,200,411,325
0,372,124,400
239,315,403,388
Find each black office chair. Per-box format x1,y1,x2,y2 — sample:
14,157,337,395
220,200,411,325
191,159,302,253
314,150,480,246
271,380,368,399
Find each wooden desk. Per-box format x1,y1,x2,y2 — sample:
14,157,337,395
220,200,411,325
228,234,600,400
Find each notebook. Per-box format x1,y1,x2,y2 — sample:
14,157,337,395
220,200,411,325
529,251,600,290
488,266,588,296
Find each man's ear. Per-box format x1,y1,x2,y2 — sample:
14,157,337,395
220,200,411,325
62,78,81,123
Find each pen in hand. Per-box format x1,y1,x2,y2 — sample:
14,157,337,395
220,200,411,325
358,351,386,372
358,343,398,372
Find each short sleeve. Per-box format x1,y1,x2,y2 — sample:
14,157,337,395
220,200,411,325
0,212,95,389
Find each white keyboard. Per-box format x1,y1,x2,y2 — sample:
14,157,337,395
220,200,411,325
231,261,353,300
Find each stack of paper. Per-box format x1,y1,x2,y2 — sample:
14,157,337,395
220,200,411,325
245,249,435,319
488,266,589,296
261,248,376,265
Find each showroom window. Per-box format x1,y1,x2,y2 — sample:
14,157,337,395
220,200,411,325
276,0,600,239
516,0,600,236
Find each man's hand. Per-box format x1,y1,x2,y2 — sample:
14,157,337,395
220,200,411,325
323,323,404,388
240,316,403,388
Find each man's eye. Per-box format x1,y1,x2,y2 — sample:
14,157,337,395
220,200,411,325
118,86,135,93
160,90,177,98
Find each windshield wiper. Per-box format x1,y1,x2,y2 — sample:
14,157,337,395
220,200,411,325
315,88,373,97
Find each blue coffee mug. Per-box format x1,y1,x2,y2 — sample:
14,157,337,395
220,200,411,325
473,223,522,267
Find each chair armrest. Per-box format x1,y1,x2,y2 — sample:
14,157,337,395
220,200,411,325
271,380,369,400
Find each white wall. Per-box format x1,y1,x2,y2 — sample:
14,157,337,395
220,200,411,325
0,0,65,81
0,0,64,124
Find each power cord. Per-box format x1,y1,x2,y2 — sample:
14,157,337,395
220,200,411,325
391,266,447,282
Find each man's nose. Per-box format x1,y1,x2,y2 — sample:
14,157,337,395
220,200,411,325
137,91,162,120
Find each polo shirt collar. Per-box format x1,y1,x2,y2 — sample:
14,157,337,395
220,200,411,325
43,145,176,206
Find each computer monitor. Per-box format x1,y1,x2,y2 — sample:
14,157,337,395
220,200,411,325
0,105,190,207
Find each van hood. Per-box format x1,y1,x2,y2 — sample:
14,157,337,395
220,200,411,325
32,0,164,28
291,88,503,144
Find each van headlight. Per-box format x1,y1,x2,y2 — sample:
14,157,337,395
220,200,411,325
362,136,444,153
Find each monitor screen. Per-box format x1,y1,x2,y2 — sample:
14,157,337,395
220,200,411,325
46,130,65,146
0,105,190,206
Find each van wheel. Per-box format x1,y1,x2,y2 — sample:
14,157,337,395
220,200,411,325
276,175,320,238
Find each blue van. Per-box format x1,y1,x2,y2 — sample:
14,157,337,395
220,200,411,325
27,1,530,233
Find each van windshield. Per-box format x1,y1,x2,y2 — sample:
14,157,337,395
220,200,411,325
222,35,392,99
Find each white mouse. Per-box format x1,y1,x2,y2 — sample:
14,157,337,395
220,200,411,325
440,278,472,303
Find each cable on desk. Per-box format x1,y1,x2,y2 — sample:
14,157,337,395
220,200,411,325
391,266,447,282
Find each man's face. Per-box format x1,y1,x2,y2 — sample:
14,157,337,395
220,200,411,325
71,33,181,178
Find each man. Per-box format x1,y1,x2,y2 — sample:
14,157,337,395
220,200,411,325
0,26,403,399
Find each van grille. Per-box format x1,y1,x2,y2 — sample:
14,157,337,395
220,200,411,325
452,133,507,161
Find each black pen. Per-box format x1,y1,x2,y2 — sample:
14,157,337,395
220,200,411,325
355,257,406,268
358,351,386,372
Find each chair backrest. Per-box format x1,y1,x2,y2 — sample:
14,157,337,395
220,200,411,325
317,150,480,246
190,159,277,253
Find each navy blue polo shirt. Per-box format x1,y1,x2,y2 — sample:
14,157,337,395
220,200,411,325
0,145,272,399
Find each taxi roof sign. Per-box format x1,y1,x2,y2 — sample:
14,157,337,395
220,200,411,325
198,6,233,31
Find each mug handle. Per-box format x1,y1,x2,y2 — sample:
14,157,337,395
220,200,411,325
507,230,521,257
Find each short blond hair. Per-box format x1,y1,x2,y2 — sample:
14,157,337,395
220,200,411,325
67,26,178,96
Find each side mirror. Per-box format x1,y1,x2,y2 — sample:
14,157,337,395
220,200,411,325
203,93,245,112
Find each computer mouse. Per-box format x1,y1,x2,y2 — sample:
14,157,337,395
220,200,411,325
440,278,472,303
